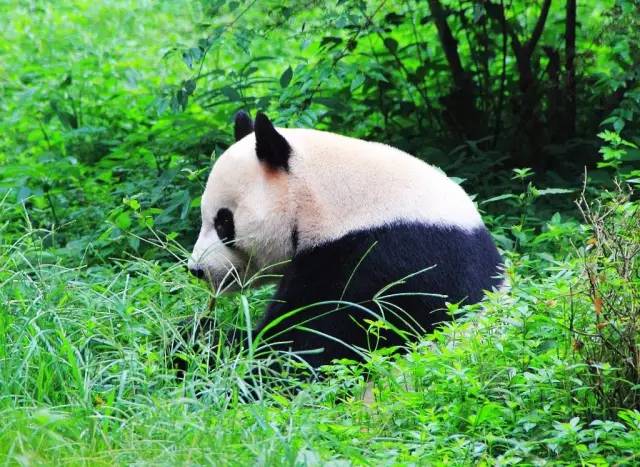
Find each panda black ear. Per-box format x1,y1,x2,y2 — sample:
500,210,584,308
254,112,291,171
234,111,254,141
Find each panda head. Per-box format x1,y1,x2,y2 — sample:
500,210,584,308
188,111,296,290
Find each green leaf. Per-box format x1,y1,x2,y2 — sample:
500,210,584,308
536,188,574,196
156,97,170,115
469,402,503,426
115,212,132,230
16,186,31,203
221,86,241,101
182,51,193,69
173,88,189,111
384,38,398,53
182,47,203,69
481,193,518,204
350,74,365,92
123,197,141,211
598,130,622,145
183,79,196,95
128,236,140,251
280,66,293,88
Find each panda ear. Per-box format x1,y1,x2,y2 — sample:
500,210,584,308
254,112,291,171
234,111,254,141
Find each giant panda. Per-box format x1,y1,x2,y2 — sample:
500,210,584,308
187,111,503,370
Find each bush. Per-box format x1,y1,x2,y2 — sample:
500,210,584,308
573,183,640,412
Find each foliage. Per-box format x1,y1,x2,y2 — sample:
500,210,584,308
171,0,640,173
2,191,640,465
0,0,219,263
2,0,640,464
597,130,640,182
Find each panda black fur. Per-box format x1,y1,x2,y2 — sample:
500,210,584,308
187,112,503,369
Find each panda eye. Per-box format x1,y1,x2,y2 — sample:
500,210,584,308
213,208,235,246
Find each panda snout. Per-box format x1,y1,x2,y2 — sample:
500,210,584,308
188,265,206,280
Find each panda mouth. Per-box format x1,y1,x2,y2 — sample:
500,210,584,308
208,258,286,293
208,269,242,294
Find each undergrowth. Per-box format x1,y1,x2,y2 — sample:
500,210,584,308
3,188,640,465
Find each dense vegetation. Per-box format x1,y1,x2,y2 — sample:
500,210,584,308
1,0,640,464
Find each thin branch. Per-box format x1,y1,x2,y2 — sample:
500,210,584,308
526,0,553,54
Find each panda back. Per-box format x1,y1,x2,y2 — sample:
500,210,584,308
281,128,483,250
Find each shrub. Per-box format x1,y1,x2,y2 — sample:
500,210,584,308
572,183,640,412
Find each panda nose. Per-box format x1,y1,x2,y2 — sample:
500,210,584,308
188,266,205,279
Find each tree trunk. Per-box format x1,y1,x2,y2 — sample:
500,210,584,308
427,0,482,138
565,0,577,138
545,46,562,143
485,0,553,169
427,0,466,90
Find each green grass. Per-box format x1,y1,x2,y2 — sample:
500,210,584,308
3,201,640,465
2,0,640,465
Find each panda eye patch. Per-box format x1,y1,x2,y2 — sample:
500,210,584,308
213,208,235,245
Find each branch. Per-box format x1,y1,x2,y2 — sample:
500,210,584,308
492,0,508,147
565,0,577,137
486,0,552,58
427,0,468,90
526,0,553,55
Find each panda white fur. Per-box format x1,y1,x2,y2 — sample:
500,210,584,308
188,111,503,369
